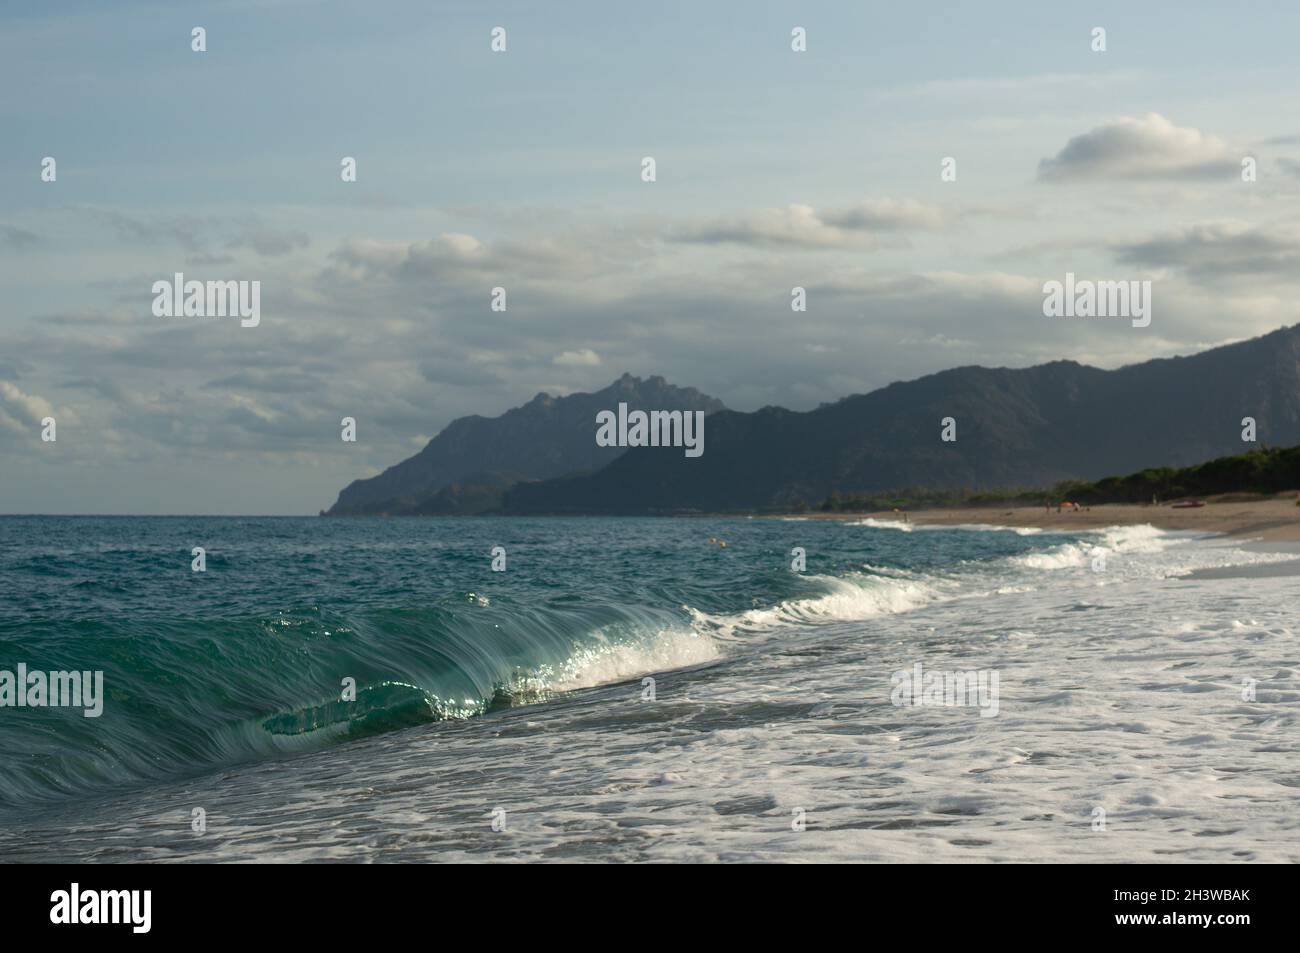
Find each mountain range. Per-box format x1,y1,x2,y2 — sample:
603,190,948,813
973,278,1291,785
326,324,1300,515
325,374,724,515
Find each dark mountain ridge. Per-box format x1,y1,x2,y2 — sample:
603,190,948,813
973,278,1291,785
326,373,725,515
502,325,1300,514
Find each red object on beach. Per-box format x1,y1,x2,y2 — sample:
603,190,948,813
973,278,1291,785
1170,500,1206,508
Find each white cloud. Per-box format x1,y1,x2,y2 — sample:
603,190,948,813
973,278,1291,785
0,380,54,428
673,199,946,249
553,349,602,367
1038,114,1239,182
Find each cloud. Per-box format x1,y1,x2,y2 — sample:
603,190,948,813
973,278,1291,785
204,369,323,394
228,228,310,257
672,199,946,249
1116,222,1300,281
39,309,138,327
326,231,623,285
73,207,312,258
1,225,39,248
553,349,601,367
0,380,56,437
1038,114,1239,182
74,207,217,251
822,199,947,232
888,71,1146,102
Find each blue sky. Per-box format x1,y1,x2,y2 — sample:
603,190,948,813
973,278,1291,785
3,1,1300,513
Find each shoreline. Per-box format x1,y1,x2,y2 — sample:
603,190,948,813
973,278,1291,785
780,494,1300,542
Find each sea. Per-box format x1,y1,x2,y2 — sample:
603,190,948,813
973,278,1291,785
0,515,1296,862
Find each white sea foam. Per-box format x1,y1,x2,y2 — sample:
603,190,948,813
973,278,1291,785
1006,524,1298,580
688,571,946,640
929,523,1044,535
847,517,914,532
546,628,720,693
689,525,1296,644
848,518,1044,535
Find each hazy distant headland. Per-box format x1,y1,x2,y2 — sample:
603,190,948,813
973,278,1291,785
323,324,1300,517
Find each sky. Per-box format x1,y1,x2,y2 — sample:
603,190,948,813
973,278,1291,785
3,0,1299,514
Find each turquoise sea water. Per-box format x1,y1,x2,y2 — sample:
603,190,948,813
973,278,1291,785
0,515,1048,812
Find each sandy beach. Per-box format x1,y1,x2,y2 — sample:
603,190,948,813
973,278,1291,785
796,493,1300,542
